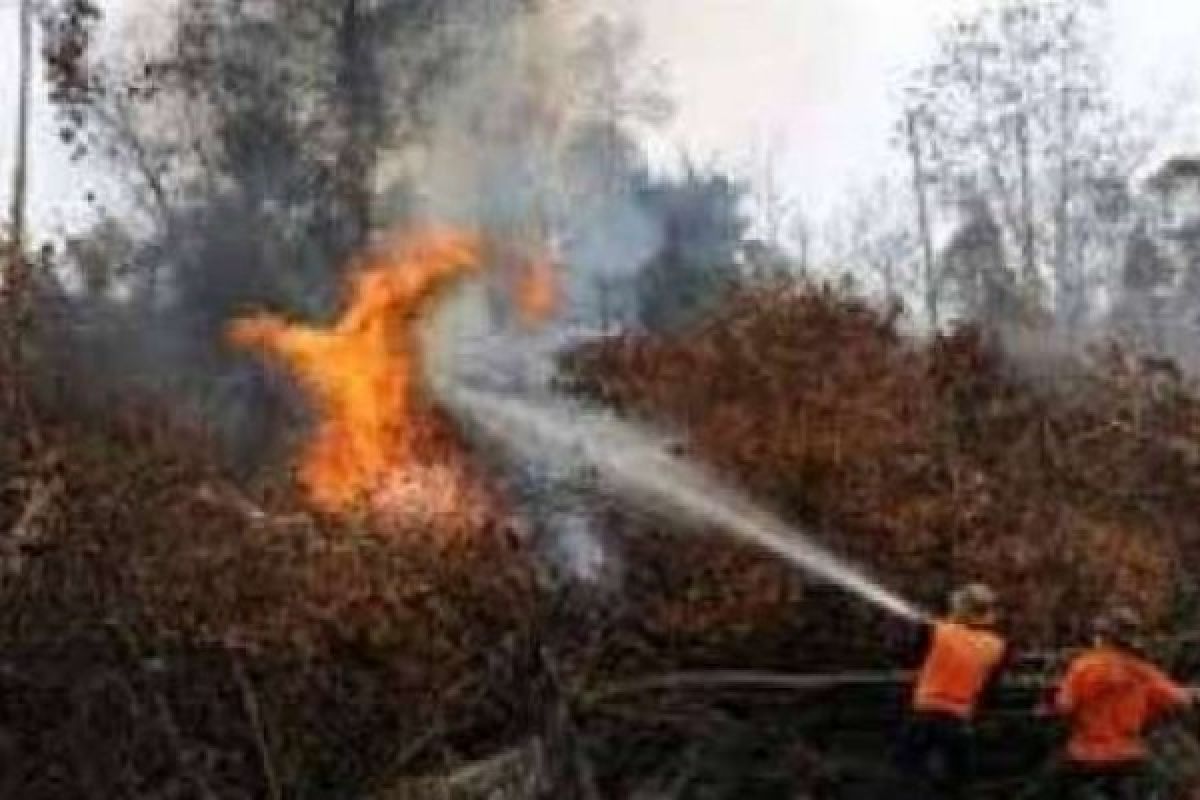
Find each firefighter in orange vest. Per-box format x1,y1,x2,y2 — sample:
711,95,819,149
900,583,1008,798
1054,606,1197,799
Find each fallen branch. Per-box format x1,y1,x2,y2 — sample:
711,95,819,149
372,740,544,800
193,482,312,530
7,476,60,542
584,669,1057,707
585,669,914,705
232,657,282,800
1,476,61,578
153,691,222,800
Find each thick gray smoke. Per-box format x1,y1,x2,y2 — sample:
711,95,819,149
427,353,925,621
49,2,672,474
392,6,676,581
392,4,666,330
422,275,620,586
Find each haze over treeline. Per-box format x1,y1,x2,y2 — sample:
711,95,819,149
6,0,1200,442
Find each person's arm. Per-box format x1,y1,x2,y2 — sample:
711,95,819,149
1055,660,1083,719
904,618,936,671
1144,664,1192,720
976,637,1013,712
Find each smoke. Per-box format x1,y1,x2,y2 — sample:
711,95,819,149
421,260,923,616
422,270,617,585
548,509,615,584
47,1,676,470
391,3,680,576
393,2,667,328
39,1,929,614
435,381,925,622
48,0,781,594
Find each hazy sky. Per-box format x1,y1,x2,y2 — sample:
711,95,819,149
626,0,1200,218
3,0,1200,237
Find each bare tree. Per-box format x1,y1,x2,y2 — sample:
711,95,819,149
789,210,812,276
752,133,792,253
8,0,33,283
567,12,673,326
742,133,807,281
904,0,1126,330
827,177,918,311
904,107,939,327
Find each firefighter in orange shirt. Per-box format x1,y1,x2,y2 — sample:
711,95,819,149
900,583,1008,799
1054,606,1198,799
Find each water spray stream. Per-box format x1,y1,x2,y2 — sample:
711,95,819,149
240,228,932,624
441,383,928,624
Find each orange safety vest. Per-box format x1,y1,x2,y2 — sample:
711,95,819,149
1056,646,1189,765
913,620,1006,719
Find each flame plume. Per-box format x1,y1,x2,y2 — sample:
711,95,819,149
228,228,560,518
515,255,559,328
228,229,484,513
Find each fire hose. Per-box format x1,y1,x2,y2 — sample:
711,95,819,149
583,668,1054,708
581,668,1200,798
583,664,1200,711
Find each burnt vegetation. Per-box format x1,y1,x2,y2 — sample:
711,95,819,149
5,286,1200,797
6,0,1200,797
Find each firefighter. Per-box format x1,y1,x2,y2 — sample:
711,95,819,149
1054,606,1197,799
900,583,1008,799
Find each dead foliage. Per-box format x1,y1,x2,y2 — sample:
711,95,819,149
3,284,1200,796
0,393,544,797
566,285,1200,655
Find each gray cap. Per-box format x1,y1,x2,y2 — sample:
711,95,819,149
950,583,998,621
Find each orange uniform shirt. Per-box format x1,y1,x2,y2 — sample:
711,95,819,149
913,620,1007,719
1056,646,1189,765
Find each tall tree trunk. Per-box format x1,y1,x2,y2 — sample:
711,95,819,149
883,257,897,308
335,0,379,249
8,0,32,286
3,0,33,418
906,109,938,329
596,273,613,333
1016,113,1037,293
1054,54,1077,331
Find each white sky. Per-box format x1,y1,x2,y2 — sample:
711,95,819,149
3,0,1200,237
626,0,1200,219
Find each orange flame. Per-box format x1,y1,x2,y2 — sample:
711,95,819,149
228,229,483,512
227,227,560,516
515,255,560,328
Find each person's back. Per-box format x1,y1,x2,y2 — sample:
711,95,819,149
1054,607,1194,799
914,620,1006,719
900,584,1007,800
1057,645,1187,765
